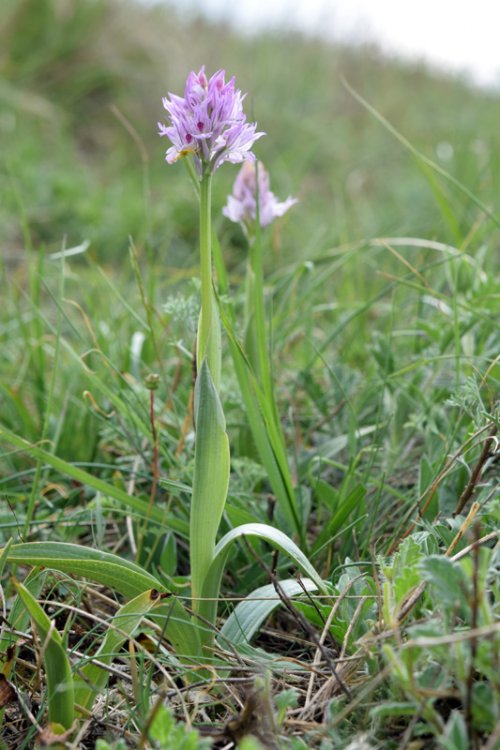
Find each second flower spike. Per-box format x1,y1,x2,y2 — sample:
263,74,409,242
223,161,298,230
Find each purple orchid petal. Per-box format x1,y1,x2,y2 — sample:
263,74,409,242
159,67,264,174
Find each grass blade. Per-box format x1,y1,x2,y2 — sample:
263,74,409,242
7,546,201,668
219,300,302,541
0,425,188,535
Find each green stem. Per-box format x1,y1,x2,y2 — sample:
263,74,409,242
247,233,280,427
241,226,302,540
197,171,221,388
199,171,212,359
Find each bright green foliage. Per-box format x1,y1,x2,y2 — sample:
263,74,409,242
238,737,267,750
222,305,302,539
238,217,303,539
198,522,328,642
0,426,184,532
377,543,499,743
419,556,472,619
196,173,221,389
381,536,425,625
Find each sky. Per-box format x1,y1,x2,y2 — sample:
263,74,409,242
164,0,500,88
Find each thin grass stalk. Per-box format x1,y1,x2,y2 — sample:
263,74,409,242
247,164,274,407
23,252,64,538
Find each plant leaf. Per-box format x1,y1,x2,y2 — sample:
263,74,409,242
190,360,230,606
6,542,162,598
75,588,163,710
220,578,318,646
199,523,328,641
13,580,74,729
5,544,203,669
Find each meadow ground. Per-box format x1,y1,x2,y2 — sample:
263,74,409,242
0,1,499,748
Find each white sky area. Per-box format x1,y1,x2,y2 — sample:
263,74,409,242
163,0,500,87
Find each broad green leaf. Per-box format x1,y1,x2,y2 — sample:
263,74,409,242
0,562,43,733
6,542,162,598
190,360,230,606
312,426,376,461
14,580,74,729
75,588,163,710
220,578,318,646
0,425,188,535
199,523,328,643
393,537,424,606
471,682,496,733
5,545,202,669
238,735,267,750
314,479,339,511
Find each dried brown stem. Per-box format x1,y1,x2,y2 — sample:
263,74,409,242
453,425,498,516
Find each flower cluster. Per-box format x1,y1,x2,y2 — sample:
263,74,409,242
223,161,298,229
158,66,264,174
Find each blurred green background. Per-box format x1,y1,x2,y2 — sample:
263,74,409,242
2,0,500,272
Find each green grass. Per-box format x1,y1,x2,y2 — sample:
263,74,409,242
0,1,499,748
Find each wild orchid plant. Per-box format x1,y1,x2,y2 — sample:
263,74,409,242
0,67,326,730
159,67,262,611
158,66,325,645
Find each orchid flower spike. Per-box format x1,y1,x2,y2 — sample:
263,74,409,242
159,66,265,175
223,161,298,230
